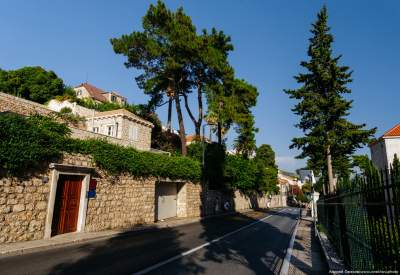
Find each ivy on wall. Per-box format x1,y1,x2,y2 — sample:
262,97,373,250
0,113,200,180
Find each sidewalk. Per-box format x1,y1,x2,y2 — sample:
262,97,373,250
0,208,263,257
287,210,329,275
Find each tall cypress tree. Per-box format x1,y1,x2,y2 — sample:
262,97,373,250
285,6,376,193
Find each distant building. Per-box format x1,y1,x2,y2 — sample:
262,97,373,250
278,170,299,186
370,123,400,170
185,134,211,146
74,83,127,105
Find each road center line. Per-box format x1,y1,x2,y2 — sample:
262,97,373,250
132,208,289,275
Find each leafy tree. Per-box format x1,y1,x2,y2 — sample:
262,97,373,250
183,28,234,137
284,6,376,193
0,67,70,104
111,1,197,155
111,1,258,156
352,154,371,175
255,144,279,193
301,182,312,193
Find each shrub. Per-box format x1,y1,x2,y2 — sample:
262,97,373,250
59,107,72,114
67,139,200,180
0,114,200,180
0,113,69,175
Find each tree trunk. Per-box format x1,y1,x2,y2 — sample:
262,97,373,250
217,122,222,145
197,80,203,138
167,97,172,132
174,94,187,155
326,145,335,193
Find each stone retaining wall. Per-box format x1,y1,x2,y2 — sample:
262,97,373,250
0,92,56,117
0,152,285,244
0,153,201,243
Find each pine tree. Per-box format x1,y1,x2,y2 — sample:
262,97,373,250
285,6,376,193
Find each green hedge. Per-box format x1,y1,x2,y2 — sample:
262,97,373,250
0,113,200,180
187,142,279,193
67,139,200,180
0,114,70,174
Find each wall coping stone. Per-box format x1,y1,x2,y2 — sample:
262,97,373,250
49,163,95,174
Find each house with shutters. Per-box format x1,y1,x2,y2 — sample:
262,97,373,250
86,108,153,151
47,83,154,151
74,82,127,105
370,123,400,170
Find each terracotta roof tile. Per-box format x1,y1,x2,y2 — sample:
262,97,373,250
77,83,107,103
383,123,400,138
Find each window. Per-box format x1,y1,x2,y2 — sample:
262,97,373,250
107,125,114,136
115,122,119,137
77,90,82,96
129,125,139,141
92,127,99,133
111,95,116,102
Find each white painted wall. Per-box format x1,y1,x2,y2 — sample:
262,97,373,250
384,138,400,167
47,99,97,118
371,137,400,170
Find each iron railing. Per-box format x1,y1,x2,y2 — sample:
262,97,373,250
317,167,400,271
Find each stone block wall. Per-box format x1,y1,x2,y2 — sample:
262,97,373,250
0,153,201,243
0,174,50,243
85,175,156,231
0,92,56,117
0,151,285,244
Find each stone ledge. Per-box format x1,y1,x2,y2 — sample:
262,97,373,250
49,163,95,174
315,223,345,272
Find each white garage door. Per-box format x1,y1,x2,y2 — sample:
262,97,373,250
156,183,177,220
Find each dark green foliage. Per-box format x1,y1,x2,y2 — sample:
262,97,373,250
0,113,69,175
254,144,279,193
187,142,203,162
59,107,72,114
75,99,126,112
204,143,226,189
187,142,279,193
224,155,259,191
111,1,259,155
284,6,376,178
0,114,200,180
187,142,226,189
296,192,310,203
352,154,370,175
0,67,71,104
147,113,181,153
68,139,200,180
207,78,259,156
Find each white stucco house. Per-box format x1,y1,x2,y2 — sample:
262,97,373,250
370,123,400,170
47,84,154,151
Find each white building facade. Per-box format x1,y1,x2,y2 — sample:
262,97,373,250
370,124,400,170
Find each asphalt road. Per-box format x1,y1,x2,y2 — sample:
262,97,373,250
0,207,299,275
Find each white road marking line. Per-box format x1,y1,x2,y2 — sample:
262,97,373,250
132,208,289,275
279,209,300,275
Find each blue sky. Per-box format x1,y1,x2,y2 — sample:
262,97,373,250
1,1,399,172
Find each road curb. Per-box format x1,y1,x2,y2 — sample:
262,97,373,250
315,223,345,272
279,209,300,275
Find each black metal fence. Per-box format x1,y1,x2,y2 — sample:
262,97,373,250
317,165,400,271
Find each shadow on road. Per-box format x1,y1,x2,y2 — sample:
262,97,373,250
47,209,297,275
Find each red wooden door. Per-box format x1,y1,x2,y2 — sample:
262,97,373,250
52,175,83,236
